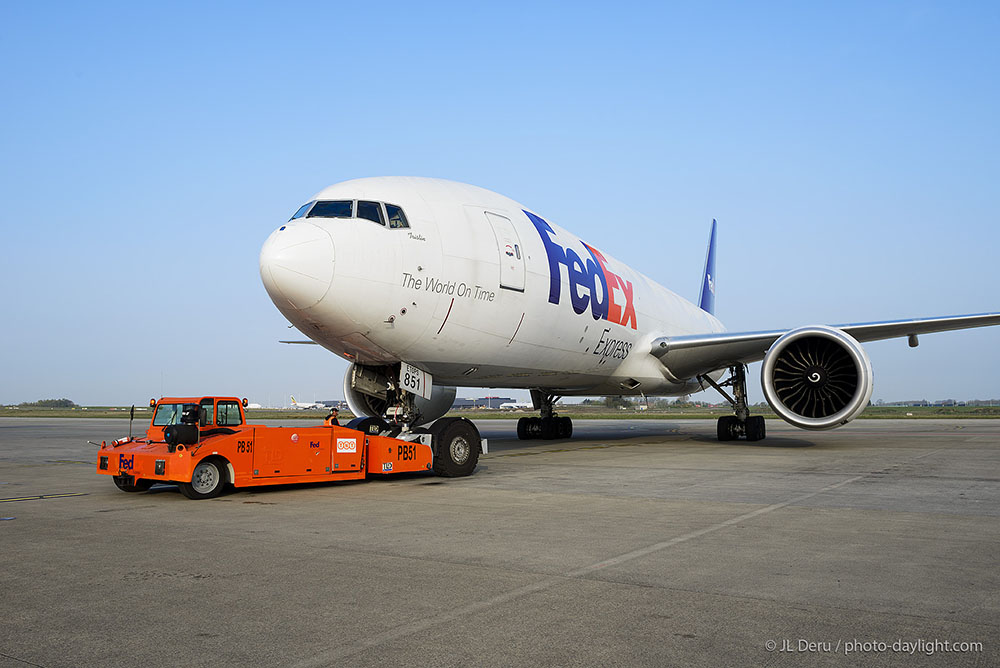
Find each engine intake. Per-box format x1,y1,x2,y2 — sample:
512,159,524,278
761,326,873,430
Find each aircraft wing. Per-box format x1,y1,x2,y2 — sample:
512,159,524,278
651,312,1000,381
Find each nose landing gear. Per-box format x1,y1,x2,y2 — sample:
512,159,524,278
516,391,573,440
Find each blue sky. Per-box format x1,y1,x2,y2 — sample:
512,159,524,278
1,1,998,406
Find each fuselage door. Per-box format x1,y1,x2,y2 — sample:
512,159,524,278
484,211,525,292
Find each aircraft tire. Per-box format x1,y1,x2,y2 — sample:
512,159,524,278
113,476,154,493
559,417,573,439
717,416,739,441
431,418,480,477
524,416,543,439
517,417,530,440
745,416,766,442
179,458,227,499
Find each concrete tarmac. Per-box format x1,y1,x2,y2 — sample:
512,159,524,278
0,417,997,667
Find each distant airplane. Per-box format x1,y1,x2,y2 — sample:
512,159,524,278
260,177,1000,458
499,402,534,410
289,395,324,410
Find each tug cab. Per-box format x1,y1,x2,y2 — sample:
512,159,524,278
146,396,246,440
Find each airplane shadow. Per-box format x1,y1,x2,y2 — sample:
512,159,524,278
687,434,817,448
486,426,817,450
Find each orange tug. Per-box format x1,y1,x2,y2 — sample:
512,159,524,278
96,397,482,499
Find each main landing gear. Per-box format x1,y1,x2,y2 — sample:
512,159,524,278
699,363,766,442
516,391,573,440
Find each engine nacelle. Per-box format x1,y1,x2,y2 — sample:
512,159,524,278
342,363,456,426
761,326,873,430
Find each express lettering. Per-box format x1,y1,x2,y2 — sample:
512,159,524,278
526,211,637,329
594,328,633,363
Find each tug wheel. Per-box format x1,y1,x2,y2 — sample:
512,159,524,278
179,459,227,499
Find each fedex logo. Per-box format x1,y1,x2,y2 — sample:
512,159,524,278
526,211,637,330
119,454,134,472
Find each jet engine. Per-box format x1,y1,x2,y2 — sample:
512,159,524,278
342,363,456,426
761,326,873,430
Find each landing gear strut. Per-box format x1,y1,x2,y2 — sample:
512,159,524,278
699,364,766,442
385,388,420,429
516,391,573,440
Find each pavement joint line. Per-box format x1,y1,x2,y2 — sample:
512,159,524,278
0,650,49,667
292,473,868,667
0,493,88,503
556,575,1000,630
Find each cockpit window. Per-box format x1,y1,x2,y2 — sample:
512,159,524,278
385,204,409,229
291,198,408,229
307,200,354,219
357,200,385,226
290,201,315,220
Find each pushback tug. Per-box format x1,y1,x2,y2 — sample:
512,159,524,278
96,396,483,499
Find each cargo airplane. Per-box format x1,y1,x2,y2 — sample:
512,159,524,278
289,395,325,410
499,402,534,410
260,177,1000,467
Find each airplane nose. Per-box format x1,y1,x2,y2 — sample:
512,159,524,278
260,222,335,310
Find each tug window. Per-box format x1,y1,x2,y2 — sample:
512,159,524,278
152,403,184,426
199,398,214,427
307,200,353,219
216,401,242,427
357,200,385,226
385,203,410,229
289,201,314,220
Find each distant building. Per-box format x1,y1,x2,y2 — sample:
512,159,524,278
453,397,516,409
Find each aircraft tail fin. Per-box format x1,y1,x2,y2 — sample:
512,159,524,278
698,219,717,315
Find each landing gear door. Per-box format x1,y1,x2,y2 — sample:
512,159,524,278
484,212,525,292
400,362,432,400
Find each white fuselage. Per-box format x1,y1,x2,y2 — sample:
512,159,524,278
260,177,725,396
